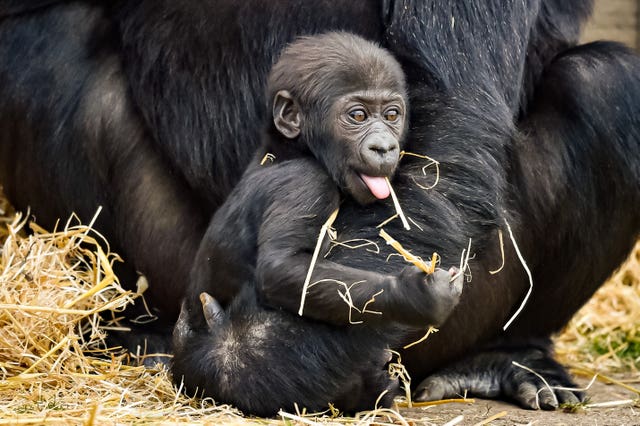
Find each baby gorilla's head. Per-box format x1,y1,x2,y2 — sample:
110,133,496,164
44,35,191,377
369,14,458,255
267,31,408,204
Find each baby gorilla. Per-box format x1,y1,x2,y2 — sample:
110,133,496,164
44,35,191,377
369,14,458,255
172,32,463,416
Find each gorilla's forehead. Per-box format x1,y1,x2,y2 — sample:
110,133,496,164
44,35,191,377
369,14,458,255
333,89,407,107
334,64,406,93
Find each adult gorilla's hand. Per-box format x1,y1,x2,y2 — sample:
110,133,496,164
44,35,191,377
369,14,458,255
414,343,583,410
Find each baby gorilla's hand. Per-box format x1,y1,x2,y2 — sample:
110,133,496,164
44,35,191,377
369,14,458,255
389,266,463,326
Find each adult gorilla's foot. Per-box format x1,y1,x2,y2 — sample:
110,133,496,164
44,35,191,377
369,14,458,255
414,342,583,410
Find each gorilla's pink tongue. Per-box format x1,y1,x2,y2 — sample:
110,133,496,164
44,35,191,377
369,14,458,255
360,174,390,199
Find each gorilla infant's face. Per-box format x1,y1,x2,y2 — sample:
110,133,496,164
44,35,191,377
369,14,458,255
271,84,408,205
329,89,407,204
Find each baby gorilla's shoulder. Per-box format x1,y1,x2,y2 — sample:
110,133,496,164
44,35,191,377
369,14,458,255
244,158,335,198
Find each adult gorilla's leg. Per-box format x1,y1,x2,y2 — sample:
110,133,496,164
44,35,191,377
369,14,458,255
0,4,207,340
413,41,640,409
506,41,640,340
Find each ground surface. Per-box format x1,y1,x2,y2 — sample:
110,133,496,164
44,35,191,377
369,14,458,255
398,376,639,426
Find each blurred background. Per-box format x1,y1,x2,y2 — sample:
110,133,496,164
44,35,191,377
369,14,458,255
583,0,638,50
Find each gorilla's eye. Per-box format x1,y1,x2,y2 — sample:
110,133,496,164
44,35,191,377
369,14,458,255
384,108,400,122
348,109,367,123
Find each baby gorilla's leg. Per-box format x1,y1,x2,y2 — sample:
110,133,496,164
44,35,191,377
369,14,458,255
172,287,400,416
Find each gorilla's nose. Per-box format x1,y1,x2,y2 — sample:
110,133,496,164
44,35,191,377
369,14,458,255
363,135,400,172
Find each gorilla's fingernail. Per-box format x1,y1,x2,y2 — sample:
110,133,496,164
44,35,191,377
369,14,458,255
412,388,430,402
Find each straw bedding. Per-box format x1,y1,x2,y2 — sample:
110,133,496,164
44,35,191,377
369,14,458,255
0,208,250,424
555,240,640,373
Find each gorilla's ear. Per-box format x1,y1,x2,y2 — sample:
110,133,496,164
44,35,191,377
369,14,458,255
273,90,301,139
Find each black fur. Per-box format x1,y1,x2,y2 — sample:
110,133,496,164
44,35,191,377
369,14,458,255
0,0,63,18
0,0,639,413
173,285,399,417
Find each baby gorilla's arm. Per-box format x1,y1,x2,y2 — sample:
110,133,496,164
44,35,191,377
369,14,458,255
255,162,463,327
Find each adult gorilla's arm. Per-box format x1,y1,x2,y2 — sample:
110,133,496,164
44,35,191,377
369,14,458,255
413,40,640,410
367,0,638,410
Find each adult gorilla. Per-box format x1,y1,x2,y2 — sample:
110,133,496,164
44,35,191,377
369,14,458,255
1,0,638,410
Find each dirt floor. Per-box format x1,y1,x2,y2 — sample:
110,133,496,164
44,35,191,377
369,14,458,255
397,376,639,426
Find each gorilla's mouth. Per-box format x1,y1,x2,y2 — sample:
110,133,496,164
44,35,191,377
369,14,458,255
358,173,391,200
344,168,393,204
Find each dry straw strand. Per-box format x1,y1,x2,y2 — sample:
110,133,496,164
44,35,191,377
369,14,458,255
387,350,411,407
403,326,439,350
442,415,465,426
471,410,507,426
489,229,505,275
376,214,399,229
379,229,433,274
384,178,410,231
325,238,380,257
400,150,441,191
396,398,475,408
299,208,340,316
502,220,533,330
259,152,276,165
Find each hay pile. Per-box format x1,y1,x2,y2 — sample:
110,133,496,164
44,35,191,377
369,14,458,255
0,212,251,425
555,241,640,372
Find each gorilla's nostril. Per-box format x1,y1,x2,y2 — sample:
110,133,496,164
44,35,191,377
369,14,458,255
371,147,387,154
369,142,398,155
